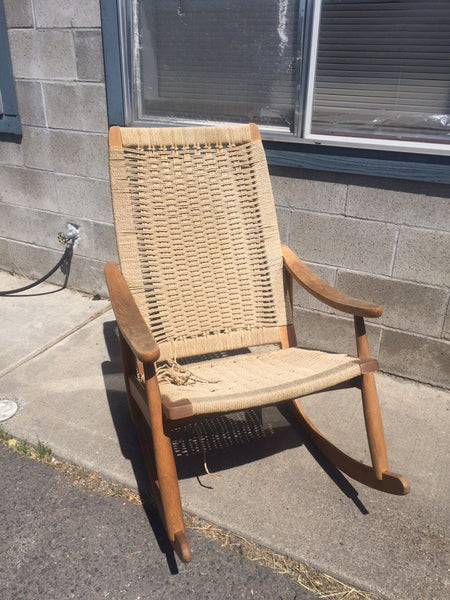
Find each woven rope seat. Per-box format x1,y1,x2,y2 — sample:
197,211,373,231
159,348,361,418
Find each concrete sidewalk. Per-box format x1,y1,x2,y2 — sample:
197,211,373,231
1,271,448,600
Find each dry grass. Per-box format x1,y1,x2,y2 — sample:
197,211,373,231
0,427,142,504
184,515,378,600
0,428,379,600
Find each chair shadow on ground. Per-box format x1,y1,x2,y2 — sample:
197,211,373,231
101,319,368,570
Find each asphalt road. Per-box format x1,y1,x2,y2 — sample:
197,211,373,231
0,445,318,600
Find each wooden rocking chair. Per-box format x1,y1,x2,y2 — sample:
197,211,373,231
105,123,410,563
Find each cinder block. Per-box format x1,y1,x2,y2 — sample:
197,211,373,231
346,176,450,231
290,212,397,276
4,0,33,28
0,238,13,271
43,82,108,133
393,227,450,287
379,329,450,388
337,271,449,338
0,166,58,211
270,166,346,213
56,174,113,222
293,262,337,314
0,137,23,167
15,81,47,127
8,239,68,283
293,307,382,358
34,0,101,28
22,127,108,180
66,254,109,296
74,31,104,82
0,203,95,257
276,207,290,245
91,222,118,263
8,239,108,296
8,30,77,80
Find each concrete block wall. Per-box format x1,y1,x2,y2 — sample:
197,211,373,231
0,0,115,297
0,1,448,387
271,167,450,388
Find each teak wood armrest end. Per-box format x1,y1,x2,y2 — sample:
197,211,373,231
282,245,383,318
104,262,160,363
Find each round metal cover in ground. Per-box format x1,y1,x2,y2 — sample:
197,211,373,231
0,400,18,422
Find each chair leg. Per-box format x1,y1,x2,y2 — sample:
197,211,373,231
354,316,388,480
290,316,410,495
360,371,388,480
291,399,409,495
143,363,192,563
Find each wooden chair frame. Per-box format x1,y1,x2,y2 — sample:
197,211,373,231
106,126,410,563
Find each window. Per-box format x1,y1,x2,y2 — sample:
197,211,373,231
0,0,21,135
304,0,450,153
134,0,301,132
120,0,304,136
115,0,450,156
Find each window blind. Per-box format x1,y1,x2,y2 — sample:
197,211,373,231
311,0,450,142
137,0,300,129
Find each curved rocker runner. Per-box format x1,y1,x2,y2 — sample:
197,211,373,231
105,123,410,563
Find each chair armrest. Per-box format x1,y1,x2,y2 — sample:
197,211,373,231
104,262,160,362
282,245,383,318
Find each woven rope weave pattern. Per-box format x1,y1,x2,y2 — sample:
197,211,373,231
159,348,362,415
109,125,288,361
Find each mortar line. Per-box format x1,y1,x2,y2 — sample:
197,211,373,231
343,181,349,215
388,225,401,277
441,294,450,338
0,304,112,381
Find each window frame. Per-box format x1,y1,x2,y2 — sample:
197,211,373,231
0,0,21,135
303,0,450,156
122,0,309,142
100,0,450,184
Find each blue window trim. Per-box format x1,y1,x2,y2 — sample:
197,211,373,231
264,141,450,185
0,0,21,135
100,0,450,185
100,0,125,127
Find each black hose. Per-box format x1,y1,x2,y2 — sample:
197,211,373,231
0,244,74,296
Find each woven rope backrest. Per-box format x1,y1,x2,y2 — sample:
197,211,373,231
109,124,289,361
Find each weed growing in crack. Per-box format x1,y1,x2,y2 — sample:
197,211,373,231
16,439,30,456
36,441,52,462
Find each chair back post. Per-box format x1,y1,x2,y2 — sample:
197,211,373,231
109,125,123,148
354,315,370,359
279,265,297,348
